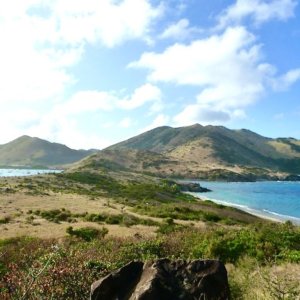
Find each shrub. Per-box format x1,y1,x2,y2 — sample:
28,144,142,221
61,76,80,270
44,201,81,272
66,226,108,241
34,209,76,223
0,216,11,224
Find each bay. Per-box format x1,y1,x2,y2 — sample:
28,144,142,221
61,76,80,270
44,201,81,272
190,181,300,224
0,168,63,177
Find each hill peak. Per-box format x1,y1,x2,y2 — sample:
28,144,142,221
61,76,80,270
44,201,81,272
14,135,33,141
0,136,95,168
104,124,300,175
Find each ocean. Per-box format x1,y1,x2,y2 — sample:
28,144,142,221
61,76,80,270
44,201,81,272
190,181,300,225
0,168,62,177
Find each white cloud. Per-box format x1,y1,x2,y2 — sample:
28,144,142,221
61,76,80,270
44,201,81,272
272,68,300,91
0,2,79,105
142,114,170,132
2,83,163,149
19,107,114,149
0,108,41,144
119,117,132,128
0,0,164,47
159,19,201,40
0,30,78,104
118,83,162,111
0,0,163,106
130,27,261,86
173,104,247,127
0,0,165,147
217,0,297,29
54,84,162,117
131,26,300,125
131,27,266,111
173,104,231,126
58,91,116,115
49,0,164,47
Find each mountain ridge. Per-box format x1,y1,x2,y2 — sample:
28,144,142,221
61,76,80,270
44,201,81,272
90,124,300,180
0,135,97,168
2,125,300,179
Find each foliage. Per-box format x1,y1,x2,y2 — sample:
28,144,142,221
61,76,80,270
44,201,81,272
32,208,158,227
66,226,108,241
85,212,158,227
1,221,300,299
0,216,11,224
156,218,186,234
228,257,300,299
33,208,78,223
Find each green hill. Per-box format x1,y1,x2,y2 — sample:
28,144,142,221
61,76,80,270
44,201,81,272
0,135,97,168
84,124,300,180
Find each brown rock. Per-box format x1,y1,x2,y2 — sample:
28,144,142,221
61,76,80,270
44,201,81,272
90,259,230,300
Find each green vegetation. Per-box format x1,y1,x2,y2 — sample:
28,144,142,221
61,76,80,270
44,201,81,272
66,226,108,241
32,208,79,223
12,172,258,226
84,158,127,171
54,172,252,224
30,208,159,227
0,222,300,299
56,172,195,203
0,216,11,224
156,217,187,234
84,212,158,227
28,208,159,227
133,203,223,223
1,170,299,299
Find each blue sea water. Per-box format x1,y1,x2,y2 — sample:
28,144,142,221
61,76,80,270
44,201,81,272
0,168,62,177
190,181,300,224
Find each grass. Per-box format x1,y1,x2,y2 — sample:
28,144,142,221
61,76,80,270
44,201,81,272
0,171,260,240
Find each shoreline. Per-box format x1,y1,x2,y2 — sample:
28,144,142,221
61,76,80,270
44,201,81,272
190,193,300,225
0,168,63,177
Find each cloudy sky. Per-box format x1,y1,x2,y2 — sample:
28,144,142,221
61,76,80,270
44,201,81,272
1,0,300,149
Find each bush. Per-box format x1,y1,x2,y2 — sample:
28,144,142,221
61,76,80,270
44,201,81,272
66,226,108,241
34,209,76,223
0,216,11,224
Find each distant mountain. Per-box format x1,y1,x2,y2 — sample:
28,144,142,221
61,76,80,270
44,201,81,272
0,135,97,168
76,124,300,180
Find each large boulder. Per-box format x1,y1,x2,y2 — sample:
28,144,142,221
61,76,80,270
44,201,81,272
91,259,230,300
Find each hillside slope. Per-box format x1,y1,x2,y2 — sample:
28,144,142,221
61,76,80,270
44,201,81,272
0,135,96,168
99,124,300,179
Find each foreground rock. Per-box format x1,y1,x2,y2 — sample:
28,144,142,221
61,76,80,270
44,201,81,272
91,259,230,300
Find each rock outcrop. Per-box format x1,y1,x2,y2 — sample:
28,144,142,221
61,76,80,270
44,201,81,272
91,259,230,300
284,174,300,181
177,182,212,193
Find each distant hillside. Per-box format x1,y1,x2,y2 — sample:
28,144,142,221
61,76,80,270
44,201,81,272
79,124,300,180
0,135,97,168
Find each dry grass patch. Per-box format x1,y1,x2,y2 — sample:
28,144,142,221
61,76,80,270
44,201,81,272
0,190,159,239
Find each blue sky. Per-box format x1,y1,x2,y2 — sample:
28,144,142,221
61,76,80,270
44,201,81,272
0,0,299,149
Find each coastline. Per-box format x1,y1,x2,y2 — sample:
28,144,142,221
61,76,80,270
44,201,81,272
0,168,63,177
189,192,300,225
